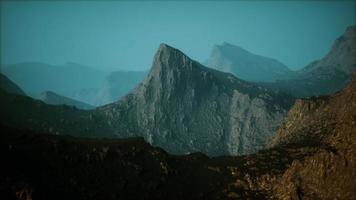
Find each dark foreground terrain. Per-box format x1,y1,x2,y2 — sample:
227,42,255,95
1,73,355,200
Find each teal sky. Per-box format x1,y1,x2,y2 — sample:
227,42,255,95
1,1,355,71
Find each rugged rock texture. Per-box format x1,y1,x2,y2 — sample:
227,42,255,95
0,73,26,96
268,72,356,199
39,91,95,110
100,43,294,156
261,26,356,97
206,42,293,82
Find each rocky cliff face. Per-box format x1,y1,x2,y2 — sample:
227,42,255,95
206,42,293,82
261,26,356,97
267,72,356,199
100,44,294,156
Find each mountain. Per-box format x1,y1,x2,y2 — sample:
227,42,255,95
69,70,146,106
2,62,109,99
39,91,95,110
265,72,356,199
206,42,293,82
0,73,26,95
2,62,146,106
99,43,295,156
260,26,356,97
1,72,355,199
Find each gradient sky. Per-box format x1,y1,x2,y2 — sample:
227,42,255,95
1,1,355,71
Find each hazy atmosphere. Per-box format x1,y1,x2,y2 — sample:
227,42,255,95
1,1,355,71
1,1,356,199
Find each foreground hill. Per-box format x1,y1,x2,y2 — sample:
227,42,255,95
100,43,294,156
38,91,95,110
0,73,26,96
206,42,293,82
1,72,355,199
0,89,114,139
260,26,356,97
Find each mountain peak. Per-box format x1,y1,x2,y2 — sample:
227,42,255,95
150,43,194,75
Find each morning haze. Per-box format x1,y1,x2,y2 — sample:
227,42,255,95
1,1,355,71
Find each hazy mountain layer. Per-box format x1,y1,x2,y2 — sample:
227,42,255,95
100,44,294,156
39,91,95,110
206,42,293,82
2,62,108,98
2,62,146,106
69,71,146,106
260,26,356,97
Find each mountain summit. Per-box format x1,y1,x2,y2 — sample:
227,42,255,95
206,42,292,82
100,43,294,156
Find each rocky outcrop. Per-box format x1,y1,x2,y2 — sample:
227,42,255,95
100,43,294,156
206,42,293,82
267,72,356,199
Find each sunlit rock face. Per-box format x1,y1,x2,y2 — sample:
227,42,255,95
100,43,294,156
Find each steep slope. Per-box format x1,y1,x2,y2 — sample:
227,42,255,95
206,42,293,82
0,73,26,95
100,43,294,156
267,72,356,199
39,91,95,110
261,26,356,97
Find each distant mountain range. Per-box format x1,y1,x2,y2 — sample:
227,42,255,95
260,26,356,97
206,42,293,82
1,62,146,106
0,26,355,157
0,44,295,156
39,91,95,110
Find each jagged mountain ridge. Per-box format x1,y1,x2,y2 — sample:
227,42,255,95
260,26,356,97
100,43,294,156
39,91,95,110
206,42,293,82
